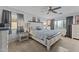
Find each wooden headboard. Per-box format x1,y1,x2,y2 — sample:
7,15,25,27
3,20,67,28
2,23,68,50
27,22,43,32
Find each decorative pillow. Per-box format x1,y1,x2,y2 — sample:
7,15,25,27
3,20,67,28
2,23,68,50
36,26,42,30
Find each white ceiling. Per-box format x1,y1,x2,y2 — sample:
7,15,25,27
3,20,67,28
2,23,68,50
9,6,79,19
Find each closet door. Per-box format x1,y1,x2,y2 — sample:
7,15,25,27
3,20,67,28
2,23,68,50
66,16,73,37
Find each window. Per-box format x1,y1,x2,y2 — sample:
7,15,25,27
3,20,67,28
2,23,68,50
11,21,17,30
11,13,17,30
54,20,66,29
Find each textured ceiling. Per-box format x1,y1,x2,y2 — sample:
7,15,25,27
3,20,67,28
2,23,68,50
9,6,79,19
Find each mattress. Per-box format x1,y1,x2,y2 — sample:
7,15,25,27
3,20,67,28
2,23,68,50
30,29,61,40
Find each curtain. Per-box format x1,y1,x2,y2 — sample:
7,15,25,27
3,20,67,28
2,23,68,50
2,10,11,24
2,10,12,34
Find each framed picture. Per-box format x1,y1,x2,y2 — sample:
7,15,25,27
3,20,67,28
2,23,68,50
75,15,79,24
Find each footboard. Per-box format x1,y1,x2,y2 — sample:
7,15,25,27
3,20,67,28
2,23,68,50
46,33,61,51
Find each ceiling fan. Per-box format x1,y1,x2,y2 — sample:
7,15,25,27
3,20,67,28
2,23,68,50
46,6,62,14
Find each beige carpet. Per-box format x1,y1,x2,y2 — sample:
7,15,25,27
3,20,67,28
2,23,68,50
8,37,79,52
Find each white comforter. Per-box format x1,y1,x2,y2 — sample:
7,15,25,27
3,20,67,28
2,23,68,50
30,29,60,40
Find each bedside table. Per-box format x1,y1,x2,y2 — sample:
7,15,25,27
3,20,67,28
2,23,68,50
18,31,29,42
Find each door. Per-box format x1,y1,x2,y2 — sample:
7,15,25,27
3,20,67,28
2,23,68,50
66,16,73,37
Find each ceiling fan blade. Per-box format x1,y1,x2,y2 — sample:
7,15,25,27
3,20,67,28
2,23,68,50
52,10,62,14
58,12,62,14
52,7,61,10
52,10,58,13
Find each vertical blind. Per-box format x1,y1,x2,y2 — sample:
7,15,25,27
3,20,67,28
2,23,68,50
54,20,66,29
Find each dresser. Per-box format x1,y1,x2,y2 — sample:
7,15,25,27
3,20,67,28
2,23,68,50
72,24,79,39
0,28,9,52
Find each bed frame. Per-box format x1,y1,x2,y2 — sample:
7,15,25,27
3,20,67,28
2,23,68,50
27,22,61,51
30,32,61,51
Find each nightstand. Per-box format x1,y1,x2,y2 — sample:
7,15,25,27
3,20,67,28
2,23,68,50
18,31,29,41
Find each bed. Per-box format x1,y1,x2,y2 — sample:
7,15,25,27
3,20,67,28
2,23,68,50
27,22,61,51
